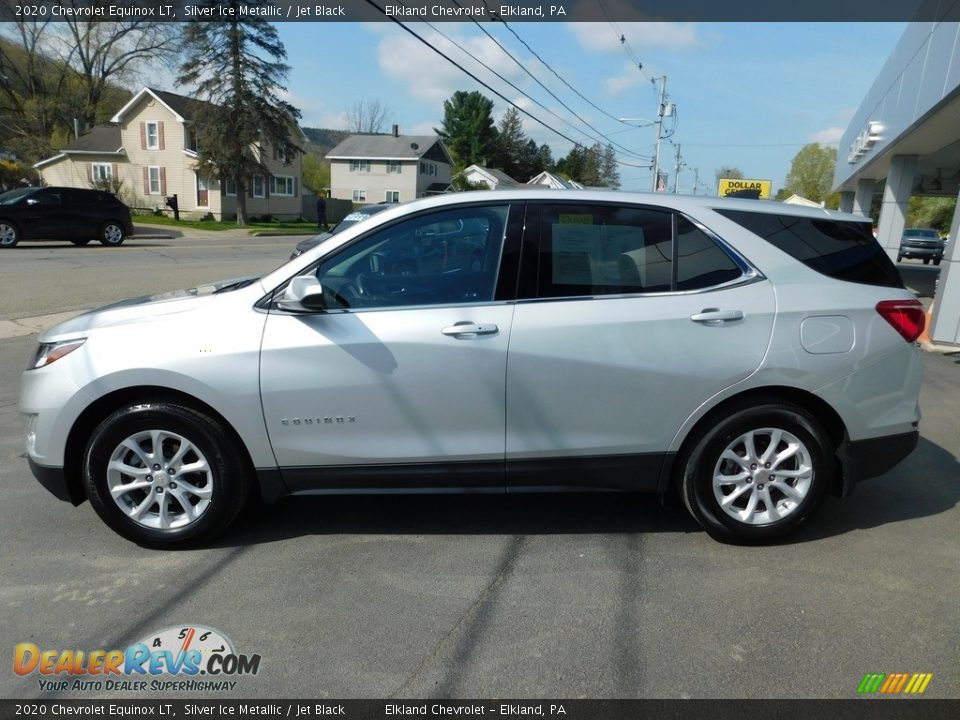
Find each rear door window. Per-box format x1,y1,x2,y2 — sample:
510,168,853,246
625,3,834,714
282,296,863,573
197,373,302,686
716,209,902,289
533,203,747,297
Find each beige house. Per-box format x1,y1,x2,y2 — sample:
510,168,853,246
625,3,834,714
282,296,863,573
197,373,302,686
35,87,304,221
326,127,452,205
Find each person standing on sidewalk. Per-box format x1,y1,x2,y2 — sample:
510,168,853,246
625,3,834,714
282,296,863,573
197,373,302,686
316,196,327,231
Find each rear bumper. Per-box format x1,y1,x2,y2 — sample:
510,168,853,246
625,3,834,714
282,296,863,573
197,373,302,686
28,457,85,506
835,430,918,496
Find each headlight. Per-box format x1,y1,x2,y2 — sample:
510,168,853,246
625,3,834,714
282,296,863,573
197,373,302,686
28,339,86,370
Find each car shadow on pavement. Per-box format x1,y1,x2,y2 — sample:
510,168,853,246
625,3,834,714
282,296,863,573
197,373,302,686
210,435,959,547
791,436,960,543
216,491,700,547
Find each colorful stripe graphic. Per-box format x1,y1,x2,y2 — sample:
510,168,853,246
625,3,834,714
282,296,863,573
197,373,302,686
857,672,933,695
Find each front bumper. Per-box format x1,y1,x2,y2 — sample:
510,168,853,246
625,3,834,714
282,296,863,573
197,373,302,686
835,430,919,496
899,245,943,259
28,457,85,506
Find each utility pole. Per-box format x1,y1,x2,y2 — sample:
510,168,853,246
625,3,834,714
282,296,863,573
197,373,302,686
692,168,700,196
651,76,667,192
672,143,683,194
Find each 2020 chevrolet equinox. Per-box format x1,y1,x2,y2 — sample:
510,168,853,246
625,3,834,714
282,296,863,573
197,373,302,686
21,191,924,547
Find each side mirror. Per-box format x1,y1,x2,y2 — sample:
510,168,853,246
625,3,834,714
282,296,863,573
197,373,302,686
277,275,326,312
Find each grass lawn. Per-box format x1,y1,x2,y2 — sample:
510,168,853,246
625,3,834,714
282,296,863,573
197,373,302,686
132,213,318,234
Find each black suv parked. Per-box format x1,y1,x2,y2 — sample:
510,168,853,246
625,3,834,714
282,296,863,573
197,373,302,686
0,186,134,248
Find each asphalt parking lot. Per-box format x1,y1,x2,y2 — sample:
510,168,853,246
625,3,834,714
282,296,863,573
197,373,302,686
0,238,957,700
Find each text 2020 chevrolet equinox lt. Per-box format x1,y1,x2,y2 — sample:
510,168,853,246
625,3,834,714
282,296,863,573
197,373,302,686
21,191,924,547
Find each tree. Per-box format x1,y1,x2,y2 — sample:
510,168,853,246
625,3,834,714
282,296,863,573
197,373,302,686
436,91,498,167
489,107,525,178
600,144,621,190
55,19,180,132
781,144,839,207
908,196,957,234
715,166,744,185
301,154,330,195
346,99,390,134
180,5,300,225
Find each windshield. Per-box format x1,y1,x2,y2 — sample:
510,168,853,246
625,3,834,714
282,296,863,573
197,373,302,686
330,205,392,235
0,187,37,205
904,229,940,238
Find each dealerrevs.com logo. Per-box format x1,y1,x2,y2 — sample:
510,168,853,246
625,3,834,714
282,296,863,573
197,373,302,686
14,625,261,693
857,672,933,696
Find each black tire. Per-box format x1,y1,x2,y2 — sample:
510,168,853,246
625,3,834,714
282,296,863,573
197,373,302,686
679,402,833,544
0,220,19,248
934,258,941,266
896,254,903,263
83,402,251,548
71,238,92,246
923,258,930,265
99,221,126,246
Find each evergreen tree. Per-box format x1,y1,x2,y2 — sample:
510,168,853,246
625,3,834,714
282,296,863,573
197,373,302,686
180,4,300,225
436,91,498,167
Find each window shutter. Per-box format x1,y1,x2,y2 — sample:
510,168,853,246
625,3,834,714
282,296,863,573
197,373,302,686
264,177,270,199
90,163,95,181
248,179,254,198
158,122,165,150
112,163,118,181
140,123,146,150
293,177,298,196
142,166,149,194
159,167,167,196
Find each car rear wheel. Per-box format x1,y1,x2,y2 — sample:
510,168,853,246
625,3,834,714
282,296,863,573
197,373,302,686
680,402,833,544
0,221,19,248
923,258,930,265
99,221,126,246
83,401,251,547
71,239,92,246
934,258,941,266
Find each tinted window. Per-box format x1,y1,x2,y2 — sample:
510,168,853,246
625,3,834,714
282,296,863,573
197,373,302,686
537,204,745,297
310,205,508,310
676,217,743,291
538,204,673,297
716,210,902,289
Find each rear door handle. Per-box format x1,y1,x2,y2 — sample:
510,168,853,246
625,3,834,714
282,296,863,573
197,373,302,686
690,308,744,324
441,322,499,337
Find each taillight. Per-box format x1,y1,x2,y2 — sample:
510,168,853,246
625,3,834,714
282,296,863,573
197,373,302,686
876,299,926,342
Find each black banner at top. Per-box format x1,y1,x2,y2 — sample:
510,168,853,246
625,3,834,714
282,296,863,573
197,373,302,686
1,0,959,23
1,700,959,720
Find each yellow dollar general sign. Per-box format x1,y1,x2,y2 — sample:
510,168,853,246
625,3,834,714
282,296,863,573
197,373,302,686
718,178,772,198
857,672,933,695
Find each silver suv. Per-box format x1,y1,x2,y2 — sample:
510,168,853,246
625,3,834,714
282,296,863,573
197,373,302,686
20,191,924,547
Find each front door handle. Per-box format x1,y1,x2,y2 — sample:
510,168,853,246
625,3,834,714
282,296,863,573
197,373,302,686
441,322,499,337
690,308,744,324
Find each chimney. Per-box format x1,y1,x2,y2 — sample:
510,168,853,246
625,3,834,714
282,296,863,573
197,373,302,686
392,124,399,138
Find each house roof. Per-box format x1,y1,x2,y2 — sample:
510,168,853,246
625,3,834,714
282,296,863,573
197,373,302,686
464,164,519,187
327,134,451,163
424,182,451,194
527,170,584,190
63,124,123,153
34,124,125,168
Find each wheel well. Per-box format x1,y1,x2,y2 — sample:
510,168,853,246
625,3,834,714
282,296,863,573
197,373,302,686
665,386,847,496
64,386,258,503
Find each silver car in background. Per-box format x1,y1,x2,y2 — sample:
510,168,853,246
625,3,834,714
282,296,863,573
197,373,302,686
21,191,924,547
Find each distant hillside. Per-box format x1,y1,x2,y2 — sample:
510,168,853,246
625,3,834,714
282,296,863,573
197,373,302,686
302,127,350,158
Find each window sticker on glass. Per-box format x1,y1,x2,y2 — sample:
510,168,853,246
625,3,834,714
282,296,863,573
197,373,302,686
558,213,593,225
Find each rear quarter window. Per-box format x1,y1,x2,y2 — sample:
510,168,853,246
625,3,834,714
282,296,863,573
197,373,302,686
715,209,902,289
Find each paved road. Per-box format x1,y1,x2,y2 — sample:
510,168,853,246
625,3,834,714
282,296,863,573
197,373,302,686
0,242,957,700
0,235,298,320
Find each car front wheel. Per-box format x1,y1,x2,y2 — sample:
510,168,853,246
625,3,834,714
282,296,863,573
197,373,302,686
680,402,833,543
99,221,126,246
83,402,251,547
0,221,19,248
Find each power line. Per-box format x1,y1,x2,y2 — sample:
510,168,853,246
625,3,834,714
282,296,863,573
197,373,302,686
362,0,653,169
490,13,633,129
415,9,651,162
